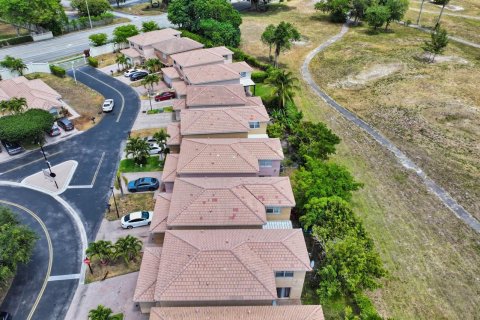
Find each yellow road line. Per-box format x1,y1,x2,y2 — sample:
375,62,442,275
0,200,53,320
0,151,62,175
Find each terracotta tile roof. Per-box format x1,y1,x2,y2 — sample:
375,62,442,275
171,48,224,68
0,76,62,111
166,122,181,146
152,37,204,55
150,305,325,320
247,96,264,106
153,229,311,302
183,64,240,85
150,193,171,234
176,138,283,175
172,81,187,96
206,46,234,57
226,61,254,73
186,85,250,108
120,48,141,58
161,154,179,183
180,106,269,136
133,246,162,302
128,28,181,46
172,98,186,111
166,177,295,228
161,67,181,80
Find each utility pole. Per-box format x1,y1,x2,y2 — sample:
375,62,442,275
40,144,59,189
71,61,77,84
110,186,120,218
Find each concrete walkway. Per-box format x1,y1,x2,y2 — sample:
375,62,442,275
301,22,480,234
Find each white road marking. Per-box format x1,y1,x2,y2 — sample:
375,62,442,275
48,274,81,281
77,69,126,123
67,185,93,189
0,151,62,176
91,152,105,186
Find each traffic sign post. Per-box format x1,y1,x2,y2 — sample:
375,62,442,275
83,257,93,274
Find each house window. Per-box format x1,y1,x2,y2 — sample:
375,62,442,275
249,121,260,129
275,271,294,278
240,72,247,77
130,43,135,48
139,46,143,51
276,287,291,298
259,160,273,168
266,207,281,214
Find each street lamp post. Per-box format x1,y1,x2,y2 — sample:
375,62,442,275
71,61,77,84
40,144,59,189
85,0,93,29
110,186,120,218
148,88,153,111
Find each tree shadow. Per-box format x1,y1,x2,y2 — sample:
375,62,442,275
242,3,296,17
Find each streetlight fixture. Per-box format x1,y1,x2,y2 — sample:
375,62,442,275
71,61,77,84
85,0,93,29
147,88,153,111
40,144,59,189
110,186,120,218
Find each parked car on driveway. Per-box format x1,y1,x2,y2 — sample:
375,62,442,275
57,117,74,131
124,68,138,77
47,124,61,137
102,99,114,112
1,140,24,155
121,211,153,229
148,144,162,155
127,177,159,192
129,71,149,81
143,136,157,144
154,91,175,101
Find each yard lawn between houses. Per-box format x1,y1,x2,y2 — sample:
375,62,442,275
85,254,142,284
241,1,480,319
26,73,105,130
105,193,155,221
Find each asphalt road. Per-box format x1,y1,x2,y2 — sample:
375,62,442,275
0,14,172,63
0,66,141,319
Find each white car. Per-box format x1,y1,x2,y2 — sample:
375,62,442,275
124,68,138,77
149,144,162,155
121,211,153,229
102,99,114,112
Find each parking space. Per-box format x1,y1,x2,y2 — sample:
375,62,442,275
119,171,163,196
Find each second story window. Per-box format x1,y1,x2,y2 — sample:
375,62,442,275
249,121,260,129
276,287,291,298
130,43,135,48
275,271,294,277
259,160,273,168
266,207,281,214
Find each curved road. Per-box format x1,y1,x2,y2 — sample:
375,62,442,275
0,66,141,319
301,23,480,234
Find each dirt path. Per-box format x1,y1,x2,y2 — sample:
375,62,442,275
301,22,480,234
400,22,480,48
409,7,480,20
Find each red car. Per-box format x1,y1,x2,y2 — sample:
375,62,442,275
154,92,175,101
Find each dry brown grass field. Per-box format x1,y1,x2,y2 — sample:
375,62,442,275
241,1,480,319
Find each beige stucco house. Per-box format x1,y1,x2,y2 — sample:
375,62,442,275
133,229,312,313
152,37,204,66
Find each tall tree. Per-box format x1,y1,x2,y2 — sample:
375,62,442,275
314,0,351,23
422,24,448,62
0,55,27,76
141,20,160,32
261,24,276,61
265,69,300,109
141,73,160,92
113,24,139,44
270,22,300,67
434,0,450,26
384,0,409,30
145,58,162,73
71,0,111,17
115,54,129,70
88,305,113,320
153,128,170,160
365,5,390,30
114,235,142,264
125,137,150,165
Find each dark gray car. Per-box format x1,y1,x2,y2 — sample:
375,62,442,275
57,117,74,131
1,140,24,155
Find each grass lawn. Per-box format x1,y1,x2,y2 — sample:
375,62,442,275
105,193,155,221
96,52,120,69
25,73,104,131
241,1,480,319
130,128,164,139
118,156,164,173
254,83,274,100
114,3,166,16
84,255,142,284
0,22,29,40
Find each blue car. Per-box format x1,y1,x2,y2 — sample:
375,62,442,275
127,177,159,192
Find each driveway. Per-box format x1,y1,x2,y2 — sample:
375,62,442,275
0,66,142,319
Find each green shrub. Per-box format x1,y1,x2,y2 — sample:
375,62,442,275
353,293,382,320
180,29,213,47
0,35,33,48
88,57,99,67
163,106,174,112
49,65,66,78
252,71,268,83
0,109,54,143
228,46,271,71
89,33,108,46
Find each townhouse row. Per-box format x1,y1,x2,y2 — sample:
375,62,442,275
126,28,324,320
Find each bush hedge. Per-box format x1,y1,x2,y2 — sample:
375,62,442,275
0,109,54,143
49,65,66,78
227,46,271,71
252,71,268,83
0,35,33,48
88,57,99,67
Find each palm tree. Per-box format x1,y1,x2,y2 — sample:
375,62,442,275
153,129,170,160
88,305,113,320
115,54,128,71
0,55,27,76
86,240,114,265
115,235,143,264
266,69,300,109
270,22,300,67
435,0,450,27
0,97,27,115
145,58,162,73
125,137,150,165
141,73,160,93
